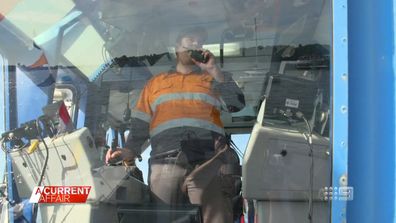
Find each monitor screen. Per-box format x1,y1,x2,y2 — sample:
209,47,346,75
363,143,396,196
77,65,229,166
264,74,319,122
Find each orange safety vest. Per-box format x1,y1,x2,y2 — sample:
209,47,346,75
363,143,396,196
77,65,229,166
131,72,225,137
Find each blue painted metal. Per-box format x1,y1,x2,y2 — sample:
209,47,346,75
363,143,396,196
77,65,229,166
16,69,49,124
0,56,6,188
3,65,16,223
6,154,14,223
0,64,49,222
4,68,11,223
15,68,50,223
348,0,395,222
17,200,34,223
332,0,349,222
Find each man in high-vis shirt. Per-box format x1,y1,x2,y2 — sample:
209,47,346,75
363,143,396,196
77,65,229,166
106,27,245,223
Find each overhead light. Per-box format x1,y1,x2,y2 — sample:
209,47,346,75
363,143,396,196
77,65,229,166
203,43,241,57
167,42,241,57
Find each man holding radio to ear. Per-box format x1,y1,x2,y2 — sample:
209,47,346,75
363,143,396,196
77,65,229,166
106,26,245,223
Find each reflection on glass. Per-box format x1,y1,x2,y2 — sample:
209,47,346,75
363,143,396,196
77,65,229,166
64,26,108,80
0,0,331,222
2,0,75,39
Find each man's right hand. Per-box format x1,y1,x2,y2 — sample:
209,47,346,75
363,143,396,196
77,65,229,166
105,148,136,165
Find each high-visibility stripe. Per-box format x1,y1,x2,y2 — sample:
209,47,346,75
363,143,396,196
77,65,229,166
131,110,151,122
134,72,226,136
150,118,225,137
150,100,223,129
151,92,221,112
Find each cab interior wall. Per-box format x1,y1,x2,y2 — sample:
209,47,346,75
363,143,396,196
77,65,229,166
73,0,331,136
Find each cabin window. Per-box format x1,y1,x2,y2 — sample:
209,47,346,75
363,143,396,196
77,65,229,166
0,0,333,222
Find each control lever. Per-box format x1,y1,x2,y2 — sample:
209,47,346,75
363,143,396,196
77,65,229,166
123,91,131,122
123,105,131,122
111,130,119,151
108,130,123,165
108,129,142,165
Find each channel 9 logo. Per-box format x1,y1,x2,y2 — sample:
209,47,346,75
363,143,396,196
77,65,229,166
321,186,354,201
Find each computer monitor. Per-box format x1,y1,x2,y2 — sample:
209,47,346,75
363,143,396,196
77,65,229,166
264,74,319,122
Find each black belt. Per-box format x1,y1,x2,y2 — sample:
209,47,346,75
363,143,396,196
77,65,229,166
150,149,181,160
149,149,209,167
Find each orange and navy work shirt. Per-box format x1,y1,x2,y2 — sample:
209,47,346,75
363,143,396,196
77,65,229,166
126,70,245,159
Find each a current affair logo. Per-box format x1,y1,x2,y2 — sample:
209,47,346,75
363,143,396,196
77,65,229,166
29,186,91,203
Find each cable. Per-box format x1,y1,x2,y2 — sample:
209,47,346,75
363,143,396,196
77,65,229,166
96,44,117,79
278,109,294,126
35,118,50,187
32,118,51,220
0,133,29,207
0,182,15,206
224,133,244,158
296,111,314,223
0,134,29,153
0,137,22,206
0,117,51,214
229,138,244,159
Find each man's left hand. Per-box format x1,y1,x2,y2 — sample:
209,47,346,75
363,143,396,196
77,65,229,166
192,50,225,82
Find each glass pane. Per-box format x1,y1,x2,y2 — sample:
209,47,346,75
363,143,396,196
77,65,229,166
0,0,332,222
1,0,75,39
